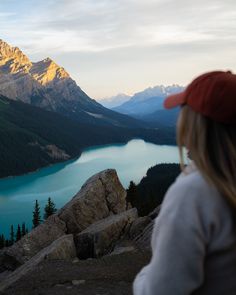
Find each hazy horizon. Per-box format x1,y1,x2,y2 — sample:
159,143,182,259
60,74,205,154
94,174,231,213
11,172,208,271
0,0,235,99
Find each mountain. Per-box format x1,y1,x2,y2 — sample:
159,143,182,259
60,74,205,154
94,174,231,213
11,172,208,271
98,93,131,108
134,108,180,128
0,40,143,128
0,94,176,178
113,85,184,116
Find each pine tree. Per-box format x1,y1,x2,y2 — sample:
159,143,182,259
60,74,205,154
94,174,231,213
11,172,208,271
126,181,138,208
32,200,41,228
21,222,26,237
0,234,5,249
44,197,57,220
10,225,14,245
16,224,21,241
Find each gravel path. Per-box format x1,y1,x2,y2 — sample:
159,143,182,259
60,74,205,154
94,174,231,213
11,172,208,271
2,250,151,295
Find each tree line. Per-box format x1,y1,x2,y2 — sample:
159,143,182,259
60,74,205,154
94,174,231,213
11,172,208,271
0,197,57,249
126,163,181,216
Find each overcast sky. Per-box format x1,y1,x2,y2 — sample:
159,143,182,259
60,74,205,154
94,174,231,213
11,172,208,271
0,0,236,99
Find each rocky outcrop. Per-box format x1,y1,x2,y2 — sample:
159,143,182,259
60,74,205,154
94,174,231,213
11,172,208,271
2,215,66,268
75,208,138,259
0,169,127,270
132,221,155,250
0,168,158,293
0,235,76,292
40,234,77,261
58,169,127,234
129,216,152,239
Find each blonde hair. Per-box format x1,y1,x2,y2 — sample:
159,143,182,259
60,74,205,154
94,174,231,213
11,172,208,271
177,105,236,207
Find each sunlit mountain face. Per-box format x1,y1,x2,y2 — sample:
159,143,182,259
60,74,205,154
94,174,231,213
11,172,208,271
0,40,145,128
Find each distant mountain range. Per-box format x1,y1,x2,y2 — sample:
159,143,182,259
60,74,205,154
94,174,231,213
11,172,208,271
113,85,184,115
0,40,143,128
110,85,184,127
99,93,131,108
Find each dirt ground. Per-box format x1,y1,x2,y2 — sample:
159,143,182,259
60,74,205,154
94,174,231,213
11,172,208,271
1,250,151,295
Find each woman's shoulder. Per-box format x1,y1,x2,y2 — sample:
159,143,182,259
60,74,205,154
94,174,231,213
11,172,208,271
154,162,235,252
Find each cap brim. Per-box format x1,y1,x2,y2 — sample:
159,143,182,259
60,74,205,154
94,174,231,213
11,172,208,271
163,91,186,109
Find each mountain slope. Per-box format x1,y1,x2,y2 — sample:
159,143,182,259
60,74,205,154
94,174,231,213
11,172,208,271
0,95,176,178
133,108,180,128
0,40,144,128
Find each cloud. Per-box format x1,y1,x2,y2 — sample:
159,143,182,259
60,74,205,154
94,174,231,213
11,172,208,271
1,0,236,55
0,0,235,98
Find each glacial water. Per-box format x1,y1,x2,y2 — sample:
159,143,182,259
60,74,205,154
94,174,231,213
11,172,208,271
0,139,179,238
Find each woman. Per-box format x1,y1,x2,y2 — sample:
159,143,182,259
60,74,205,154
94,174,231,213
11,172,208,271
133,71,236,295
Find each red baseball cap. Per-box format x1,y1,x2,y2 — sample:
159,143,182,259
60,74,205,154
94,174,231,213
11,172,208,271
164,70,236,124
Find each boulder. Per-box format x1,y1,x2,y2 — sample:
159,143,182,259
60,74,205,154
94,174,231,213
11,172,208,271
40,234,76,260
132,221,154,250
110,246,135,256
75,208,138,259
0,235,76,293
129,216,152,239
58,169,127,233
1,215,66,269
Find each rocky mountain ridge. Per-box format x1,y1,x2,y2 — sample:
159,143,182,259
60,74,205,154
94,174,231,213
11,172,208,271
0,39,81,107
0,40,144,128
113,84,184,116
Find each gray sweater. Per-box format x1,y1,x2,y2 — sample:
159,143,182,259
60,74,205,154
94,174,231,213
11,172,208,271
133,163,236,295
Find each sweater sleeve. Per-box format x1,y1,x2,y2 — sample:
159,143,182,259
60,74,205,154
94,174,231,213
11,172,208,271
133,176,209,295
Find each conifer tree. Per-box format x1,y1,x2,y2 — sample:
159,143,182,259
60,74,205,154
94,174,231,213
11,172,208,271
32,200,41,228
21,222,26,236
44,197,57,220
126,181,138,207
10,225,14,245
16,224,21,241
0,234,5,249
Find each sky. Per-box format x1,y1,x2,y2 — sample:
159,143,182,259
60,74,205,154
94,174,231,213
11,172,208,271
0,0,236,99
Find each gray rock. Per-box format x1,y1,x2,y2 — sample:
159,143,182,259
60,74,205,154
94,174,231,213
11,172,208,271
132,221,155,250
72,257,80,264
0,235,76,293
58,169,127,233
72,279,85,286
1,215,66,268
75,208,138,259
129,216,152,239
110,246,135,256
148,205,161,220
41,234,76,260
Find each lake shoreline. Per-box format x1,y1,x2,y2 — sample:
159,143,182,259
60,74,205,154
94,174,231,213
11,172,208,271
0,137,177,180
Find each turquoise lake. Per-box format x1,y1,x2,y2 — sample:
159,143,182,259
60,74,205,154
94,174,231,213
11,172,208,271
0,139,179,238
